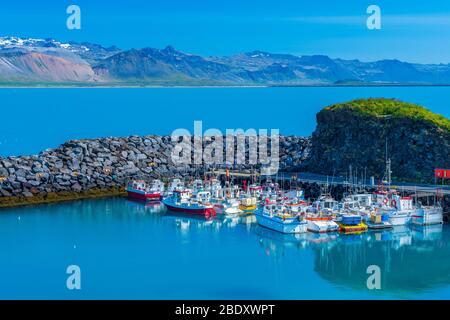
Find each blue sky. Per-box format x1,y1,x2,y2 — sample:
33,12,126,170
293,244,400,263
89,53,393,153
1,0,450,63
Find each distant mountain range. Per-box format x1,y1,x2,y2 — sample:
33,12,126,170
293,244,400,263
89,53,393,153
2,36,450,86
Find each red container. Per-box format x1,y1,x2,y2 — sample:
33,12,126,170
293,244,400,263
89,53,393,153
435,169,450,179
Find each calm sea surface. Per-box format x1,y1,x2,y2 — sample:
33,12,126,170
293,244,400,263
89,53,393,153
0,197,449,299
1,87,450,156
1,87,450,299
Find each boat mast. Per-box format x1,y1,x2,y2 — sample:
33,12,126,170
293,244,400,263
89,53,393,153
382,138,392,188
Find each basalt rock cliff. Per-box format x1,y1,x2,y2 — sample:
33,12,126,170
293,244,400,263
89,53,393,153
306,98,450,183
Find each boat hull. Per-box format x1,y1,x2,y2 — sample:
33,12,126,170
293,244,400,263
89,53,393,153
213,203,243,216
337,222,368,234
163,199,216,217
411,208,443,226
239,204,257,213
365,221,393,230
127,190,162,201
306,219,339,233
255,211,307,234
388,213,411,226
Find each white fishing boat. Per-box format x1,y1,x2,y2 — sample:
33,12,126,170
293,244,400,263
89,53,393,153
286,189,305,200
338,197,361,215
127,179,164,201
190,179,205,195
306,196,340,233
208,178,224,198
283,198,309,214
351,193,374,208
254,203,307,234
343,194,374,220
213,198,243,216
247,184,263,199
411,205,443,226
365,211,392,230
306,217,339,233
261,181,280,199
165,178,185,196
380,194,415,226
311,195,340,216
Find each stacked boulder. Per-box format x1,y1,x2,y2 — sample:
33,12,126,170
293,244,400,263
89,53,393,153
0,135,311,200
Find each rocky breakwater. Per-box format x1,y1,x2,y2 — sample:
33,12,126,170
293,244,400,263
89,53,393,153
306,98,450,183
0,135,310,207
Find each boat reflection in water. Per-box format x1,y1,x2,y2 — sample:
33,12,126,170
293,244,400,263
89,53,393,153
253,226,338,259
125,198,166,216
161,210,258,236
254,226,309,258
312,225,450,297
411,224,443,241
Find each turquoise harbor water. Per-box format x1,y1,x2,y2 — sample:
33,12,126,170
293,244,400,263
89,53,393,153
1,197,450,300
1,86,450,156
1,86,450,299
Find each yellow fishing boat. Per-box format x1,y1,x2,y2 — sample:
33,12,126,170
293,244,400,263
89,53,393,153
239,196,258,213
337,214,368,234
337,222,368,234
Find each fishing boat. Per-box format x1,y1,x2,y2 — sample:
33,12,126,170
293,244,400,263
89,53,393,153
311,195,340,216
254,203,307,234
165,178,185,196
190,179,205,195
284,189,305,202
213,198,243,216
305,210,339,233
306,215,339,233
380,194,415,226
162,189,216,217
365,211,392,229
306,196,340,233
336,214,368,234
261,181,280,199
239,196,258,213
338,197,362,217
126,179,164,201
411,205,443,226
351,193,374,208
208,178,225,198
284,198,309,214
247,184,263,199
209,181,244,216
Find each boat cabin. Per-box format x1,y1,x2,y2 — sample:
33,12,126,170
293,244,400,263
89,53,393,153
173,189,192,202
150,179,165,192
285,189,305,201
390,195,414,211
313,196,339,212
248,185,262,197
351,194,373,207
128,180,147,191
168,179,185,192
209,180,224,198
191,179,204,193
196,191,212,203
340,198,360,211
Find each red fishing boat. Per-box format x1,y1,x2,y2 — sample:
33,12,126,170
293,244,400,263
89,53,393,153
127,180,165,201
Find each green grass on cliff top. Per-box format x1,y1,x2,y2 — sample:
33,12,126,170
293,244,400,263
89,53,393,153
324,98,450,131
